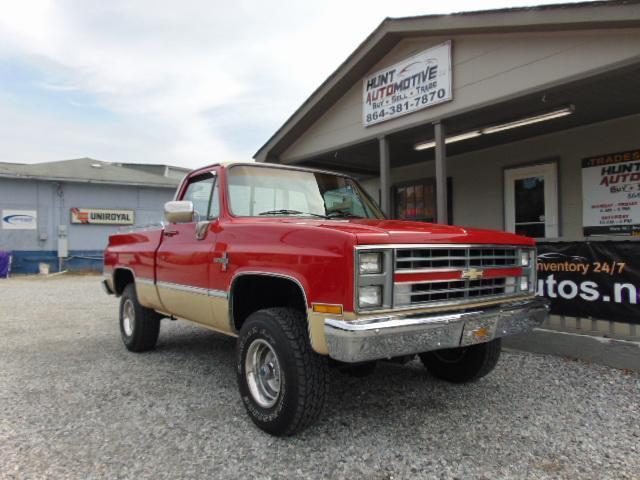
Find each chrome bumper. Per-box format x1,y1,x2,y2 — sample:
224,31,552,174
324,298,550,363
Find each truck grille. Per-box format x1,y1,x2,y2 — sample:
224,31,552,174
395,247,519,271
394,246,521,308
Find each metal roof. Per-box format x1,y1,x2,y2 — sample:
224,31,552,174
0,158,185,188
254,0,640,162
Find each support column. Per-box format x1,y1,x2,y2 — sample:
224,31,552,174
434,121,448,224
378,136,391,216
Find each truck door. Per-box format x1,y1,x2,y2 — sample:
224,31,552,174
156,170,223,328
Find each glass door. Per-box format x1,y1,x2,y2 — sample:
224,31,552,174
504,163,558,238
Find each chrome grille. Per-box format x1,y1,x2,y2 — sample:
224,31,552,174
394,246,523,308
395,247,519,271
395,278,508,305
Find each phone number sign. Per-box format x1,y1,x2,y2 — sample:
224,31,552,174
362,41,452,127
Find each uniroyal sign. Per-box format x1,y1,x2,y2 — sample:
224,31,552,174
70,208,134,225
362,41,452,127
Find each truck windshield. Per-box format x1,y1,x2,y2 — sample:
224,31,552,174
227,165,384,219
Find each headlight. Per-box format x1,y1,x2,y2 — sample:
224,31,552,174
359,252,382,275
520,249,531,266
359,285,382,308
520,277,529,292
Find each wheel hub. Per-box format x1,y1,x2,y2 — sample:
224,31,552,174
122,299,135,337
245,339,282,408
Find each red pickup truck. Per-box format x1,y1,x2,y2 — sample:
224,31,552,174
103,162,548,436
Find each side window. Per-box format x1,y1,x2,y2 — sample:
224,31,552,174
181,173,218,220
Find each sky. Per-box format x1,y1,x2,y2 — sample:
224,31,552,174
0,0,595,169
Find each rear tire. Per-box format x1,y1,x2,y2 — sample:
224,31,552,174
119,283,161,352
236,307,329,436
419,338,501,383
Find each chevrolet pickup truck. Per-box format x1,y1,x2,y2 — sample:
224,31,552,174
103,162,549,436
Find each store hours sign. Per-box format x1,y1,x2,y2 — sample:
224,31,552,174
582,148,640,236
362,41,452,127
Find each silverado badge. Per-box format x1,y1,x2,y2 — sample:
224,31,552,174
461,268,484,280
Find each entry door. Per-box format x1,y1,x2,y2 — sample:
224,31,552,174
156,170,221,327
504,163,558,238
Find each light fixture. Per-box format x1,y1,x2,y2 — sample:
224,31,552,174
414,130,482,151
413,106,574,151
482,106,574,134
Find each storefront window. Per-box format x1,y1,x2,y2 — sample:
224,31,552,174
393,178,452,223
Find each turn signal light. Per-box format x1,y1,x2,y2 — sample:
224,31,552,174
313,304,343,315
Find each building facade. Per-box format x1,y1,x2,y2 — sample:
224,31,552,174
0,158,186,273
256,1,640,340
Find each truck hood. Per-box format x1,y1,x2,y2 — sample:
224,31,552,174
310,218,535,246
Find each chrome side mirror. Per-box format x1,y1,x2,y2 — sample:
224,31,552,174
164,200,194,224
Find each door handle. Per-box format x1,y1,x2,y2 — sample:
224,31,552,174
164,228,178,237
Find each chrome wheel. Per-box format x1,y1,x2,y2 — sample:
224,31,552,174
122,298,135,337
245,338,282,408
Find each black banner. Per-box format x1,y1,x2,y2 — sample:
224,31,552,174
536,241,640,324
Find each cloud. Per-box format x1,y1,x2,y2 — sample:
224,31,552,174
0,0,594,168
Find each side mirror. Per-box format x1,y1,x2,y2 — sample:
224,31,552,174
164,200,194,224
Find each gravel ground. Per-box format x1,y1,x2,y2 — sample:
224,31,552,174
0,275,638,480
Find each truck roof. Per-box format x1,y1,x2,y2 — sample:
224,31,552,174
189,161,353,179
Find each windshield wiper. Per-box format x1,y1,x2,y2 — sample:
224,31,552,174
258,209,328,219
326,210,363,219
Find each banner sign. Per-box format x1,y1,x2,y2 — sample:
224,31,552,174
1,209,37,230
71,208,134,225
362,41,452,127
582,148,640,236
536,241,640,324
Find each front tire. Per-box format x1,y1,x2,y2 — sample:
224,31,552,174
119,283,161,352
419,338,501,383
236,307,329,436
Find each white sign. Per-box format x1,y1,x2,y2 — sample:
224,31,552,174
362,41,452,127
582,149,640,236
71,208,134,225
1,209,37,230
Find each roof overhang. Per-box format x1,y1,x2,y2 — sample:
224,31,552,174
0,172,179,189
254,0,640,162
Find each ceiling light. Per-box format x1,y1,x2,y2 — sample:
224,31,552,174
414,140,435,151
413,106,574,151
414,130,481,151
482,106,574,134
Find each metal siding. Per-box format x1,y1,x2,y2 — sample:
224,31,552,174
0,179,56,251
282,28,640,162
0,179,175,253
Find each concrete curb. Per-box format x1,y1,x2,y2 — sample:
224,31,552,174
503,328,640,371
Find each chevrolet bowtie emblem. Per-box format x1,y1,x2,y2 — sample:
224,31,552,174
461,268,484,280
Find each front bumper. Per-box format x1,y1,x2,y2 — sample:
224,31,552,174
324,297,549,363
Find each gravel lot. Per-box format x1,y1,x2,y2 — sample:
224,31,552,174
1,275,638,479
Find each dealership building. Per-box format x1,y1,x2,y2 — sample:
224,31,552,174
256,1,640,342
0,158,187,274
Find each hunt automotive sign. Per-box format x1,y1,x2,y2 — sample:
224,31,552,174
71,208,134,225
582,148,640,236
362,41,452,127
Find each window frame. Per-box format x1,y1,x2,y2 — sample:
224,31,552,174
391,177,453,224
179,171,220,221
